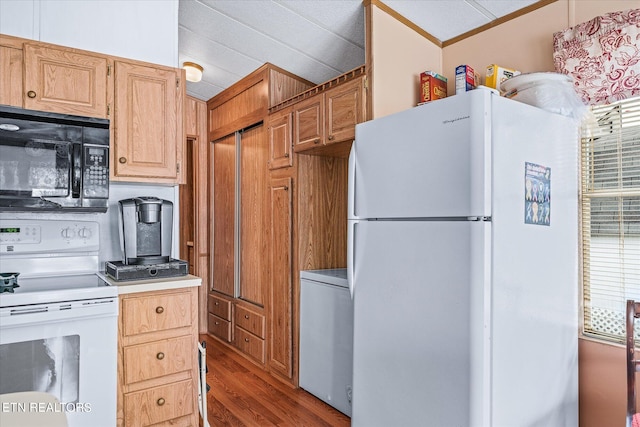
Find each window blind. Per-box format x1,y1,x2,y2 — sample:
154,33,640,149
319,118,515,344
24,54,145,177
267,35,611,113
581,96,640,343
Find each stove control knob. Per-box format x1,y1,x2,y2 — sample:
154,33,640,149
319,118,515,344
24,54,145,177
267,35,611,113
78,227,93,240
61,227,76,239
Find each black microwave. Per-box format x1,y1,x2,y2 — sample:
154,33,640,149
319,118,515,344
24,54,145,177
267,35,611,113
0,105,110,212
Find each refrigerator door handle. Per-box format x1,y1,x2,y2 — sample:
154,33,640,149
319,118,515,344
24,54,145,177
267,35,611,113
347,220,358,299
348,145,357,219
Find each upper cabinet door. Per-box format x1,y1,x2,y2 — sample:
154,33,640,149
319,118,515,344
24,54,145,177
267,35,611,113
293,95,324,152
0,45,23,107
23,43,109,117
325,78,363,146
113,60,181,181
268,109,293,170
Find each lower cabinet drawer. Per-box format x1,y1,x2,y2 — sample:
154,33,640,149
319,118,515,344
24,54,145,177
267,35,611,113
122,291,192,336
208,313,231,342
234,326,265,364
124,379,194,426
234,305,265,338
208,293,231,320
123,335,193,384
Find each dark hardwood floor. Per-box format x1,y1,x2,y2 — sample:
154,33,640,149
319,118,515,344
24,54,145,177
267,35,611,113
200,334,351,427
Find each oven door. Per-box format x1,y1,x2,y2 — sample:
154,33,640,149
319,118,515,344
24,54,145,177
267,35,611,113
0,299,118,427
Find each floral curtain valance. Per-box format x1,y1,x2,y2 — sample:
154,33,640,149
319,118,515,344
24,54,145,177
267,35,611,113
553,8,640,106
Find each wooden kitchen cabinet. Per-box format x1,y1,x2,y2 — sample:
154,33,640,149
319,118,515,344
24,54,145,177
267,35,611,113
208,64,312,368
112,60,184,184
234,304,266,363
207,293,232,342
268,176,294,379
23,42,110,118
1,34,186,185
0,41,23,107
267,107,294,170
292,72,366,157
263,66,363,386
117,287,199,427
293,95,324,152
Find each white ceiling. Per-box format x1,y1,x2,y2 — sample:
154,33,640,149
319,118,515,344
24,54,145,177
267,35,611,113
178,0,539,102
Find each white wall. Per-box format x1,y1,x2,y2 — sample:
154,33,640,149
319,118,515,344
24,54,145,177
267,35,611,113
0,0,179,67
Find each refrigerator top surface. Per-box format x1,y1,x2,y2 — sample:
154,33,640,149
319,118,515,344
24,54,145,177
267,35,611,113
300,268,348,288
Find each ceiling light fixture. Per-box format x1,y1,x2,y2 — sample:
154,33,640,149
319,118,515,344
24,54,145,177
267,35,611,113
183,61,204,82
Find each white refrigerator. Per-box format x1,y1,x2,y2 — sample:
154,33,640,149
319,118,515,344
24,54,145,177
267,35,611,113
347,88,578,427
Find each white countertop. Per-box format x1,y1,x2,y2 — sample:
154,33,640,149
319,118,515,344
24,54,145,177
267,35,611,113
98,272,201,295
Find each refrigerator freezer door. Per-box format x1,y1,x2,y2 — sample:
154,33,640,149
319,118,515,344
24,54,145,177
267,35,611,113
349,89,492,220
489,96,579,426
350,219,489,427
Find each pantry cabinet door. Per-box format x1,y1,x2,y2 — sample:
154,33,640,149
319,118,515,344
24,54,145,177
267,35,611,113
113,60,181,181
23,43,109,117
269,176,294,379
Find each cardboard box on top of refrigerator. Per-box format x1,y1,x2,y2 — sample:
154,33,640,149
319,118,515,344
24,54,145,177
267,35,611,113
485,64,521,91
419,71,447,104
455,65,479,94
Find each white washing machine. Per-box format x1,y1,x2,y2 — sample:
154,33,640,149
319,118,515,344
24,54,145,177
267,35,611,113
299,268,353,417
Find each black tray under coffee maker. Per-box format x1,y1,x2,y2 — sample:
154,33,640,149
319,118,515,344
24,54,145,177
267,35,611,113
105,197,188,282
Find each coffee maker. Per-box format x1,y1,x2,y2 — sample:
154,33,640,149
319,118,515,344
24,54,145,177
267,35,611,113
105,197,187,281
119,197,173,265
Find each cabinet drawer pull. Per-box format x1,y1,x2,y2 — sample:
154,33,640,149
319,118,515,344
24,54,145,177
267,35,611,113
27,90,37,99
284,185,289,191
244,315,249,319
156,352,165,360
119,157,127,164
155,306,164,314
244,338,250,342
157,398,165,406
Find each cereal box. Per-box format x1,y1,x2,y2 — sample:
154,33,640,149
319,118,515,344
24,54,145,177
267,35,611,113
485,64,521,91
455,65,478,94
419,71,447,104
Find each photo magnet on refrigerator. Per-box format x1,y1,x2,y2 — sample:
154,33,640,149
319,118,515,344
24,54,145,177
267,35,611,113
524,162,551,226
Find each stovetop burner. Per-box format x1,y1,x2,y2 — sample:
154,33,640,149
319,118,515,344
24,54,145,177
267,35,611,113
0,273,19,293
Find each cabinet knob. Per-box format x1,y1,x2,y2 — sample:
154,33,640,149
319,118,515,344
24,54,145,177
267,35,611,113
214,301,219,306
119,157,127,164
244,314,249,319
244,338,250,342
27,90,37,99
157,398,165,406
155,306,164,314
156,352,165,360
284,185,289,191
313,138,320,144
284,152,290,158
328,135,335,141
214,321,220,325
